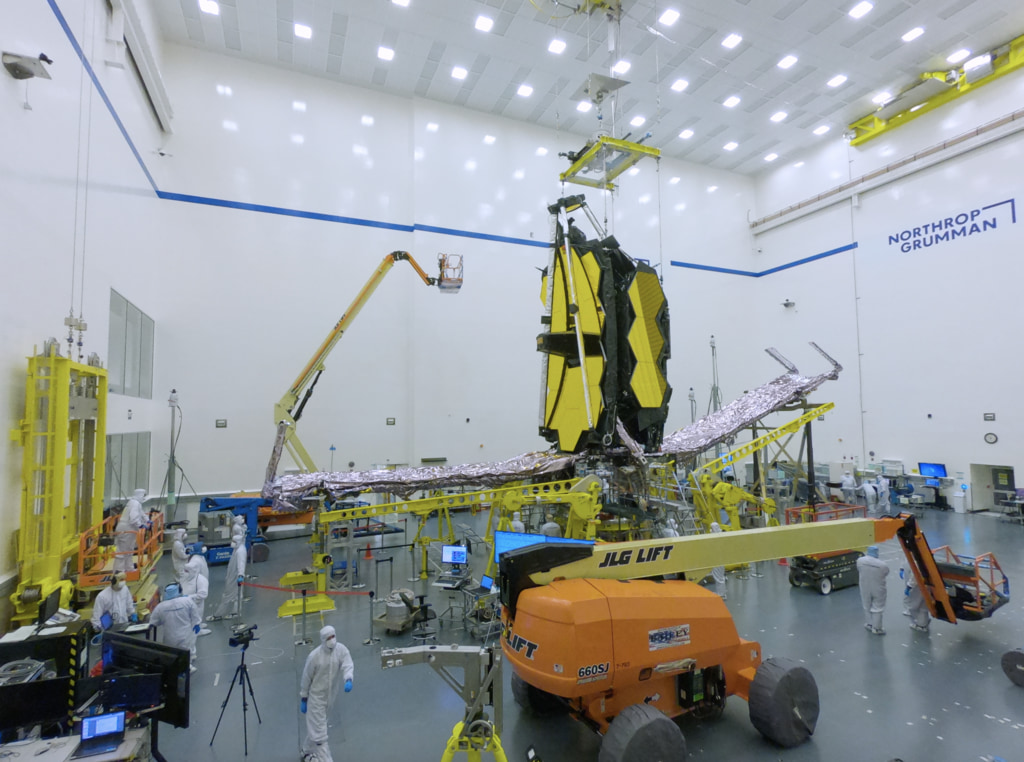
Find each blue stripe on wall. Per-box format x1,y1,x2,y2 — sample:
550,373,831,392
671,242,858,278
49,0,158,193
47,0,854,271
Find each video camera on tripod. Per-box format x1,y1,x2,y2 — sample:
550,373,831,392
229,623,258,648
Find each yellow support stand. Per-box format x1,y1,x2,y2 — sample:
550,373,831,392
440,721,508,762
9,345,107,623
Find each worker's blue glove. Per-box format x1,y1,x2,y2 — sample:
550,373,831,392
193,624,201,634
130,613,139,623
237,575,244,584
344,679,352,693
300,698,307,714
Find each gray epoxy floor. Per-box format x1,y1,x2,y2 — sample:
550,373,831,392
157,509,1024,762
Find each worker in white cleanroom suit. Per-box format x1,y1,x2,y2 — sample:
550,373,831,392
149,583,200,669
510,512,526,533
856,546,889,635
114,489,150,573
91,572,137,630
905,570,931,633
876,475,891,512
171,528,189,579
861,481,879,514
540,513,562,538
840,471,857,504
185,545,209,581
231,514,246,539
300,625,354,762
709,522,727,600
659,518,680,539
180,561,210,639
212,534,247,619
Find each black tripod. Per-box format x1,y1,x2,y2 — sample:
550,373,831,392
210,644,262,755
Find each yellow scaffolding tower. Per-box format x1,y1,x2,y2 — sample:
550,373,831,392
9,346,107,623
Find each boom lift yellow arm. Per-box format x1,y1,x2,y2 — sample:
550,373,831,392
268,251,462,476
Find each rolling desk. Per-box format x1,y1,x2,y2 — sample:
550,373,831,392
0,727,150,761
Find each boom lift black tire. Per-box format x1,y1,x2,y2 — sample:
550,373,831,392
510,672,568,715
748,656,819,748
788,571,799,587
819,576,833,595
1002,649,1024,687
598,703,687,762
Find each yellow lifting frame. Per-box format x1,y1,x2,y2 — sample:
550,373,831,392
848,33,1024,145
559,136,661,190
9,346,107,623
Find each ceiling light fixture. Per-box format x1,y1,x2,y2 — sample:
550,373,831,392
451,65,468,80
723,95,740,108
548,39,566,54
517,84,533,97
658,8,680,26
764,153,779,162
770,111,787,122
722,33,742,49
576,100,592,113
294,23,312,39
291,134,304,144
536,147,548,156
630,115,646,127
679,129,694,139
813,125,830,135
872,91,892,104
707,185,718,193
612,59,631,75
475,15,493,33
777,55,798,69
426,122,439,132
391,0,410,6
198,0,219,15
292,100,306,111
669,176,680,184
670,78,689,92
902,27,924,42
222,120,238,131
483,135,496,144
628,167,640,176
723,141,738,151
377,46,394,61
827,74,848,88
215,84,232,96
848,2,873,19
947,48,971,64
361,115,374,126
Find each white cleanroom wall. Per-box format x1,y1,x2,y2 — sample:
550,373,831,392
753,69,1024,490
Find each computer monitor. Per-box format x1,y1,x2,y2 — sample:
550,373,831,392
101,672,162,711
81,710,125,741
36,588,61,628
492,530,593,564
925,478,940,487
101,632,191,728
441,544,468,566
918,462,947,478
479,574,494,591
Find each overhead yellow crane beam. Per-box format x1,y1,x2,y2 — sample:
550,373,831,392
848,32,1024,145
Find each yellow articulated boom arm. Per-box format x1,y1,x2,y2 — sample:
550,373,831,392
499,514,915,615
269,251,462,475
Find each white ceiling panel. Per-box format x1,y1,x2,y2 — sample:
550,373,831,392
150,0,1024,174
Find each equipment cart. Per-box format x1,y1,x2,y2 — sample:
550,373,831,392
788,550,863,595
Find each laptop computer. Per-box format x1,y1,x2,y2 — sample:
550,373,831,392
72,710,126,758
466,574,495,597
